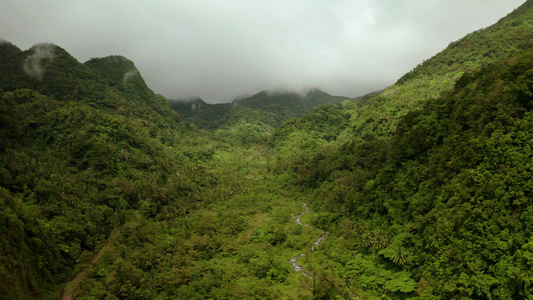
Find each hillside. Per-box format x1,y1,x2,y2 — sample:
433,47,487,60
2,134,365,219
350,0,533,139
269,0,533,298
169,97,232,129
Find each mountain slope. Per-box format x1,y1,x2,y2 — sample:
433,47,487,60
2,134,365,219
341,48,533,299
350,0,533,139
0,42,216,299
269,1,533,298
169,97,232,129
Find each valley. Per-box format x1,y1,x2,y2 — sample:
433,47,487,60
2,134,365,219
1,1,533,299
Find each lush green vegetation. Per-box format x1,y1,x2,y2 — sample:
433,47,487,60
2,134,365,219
1,1,533,299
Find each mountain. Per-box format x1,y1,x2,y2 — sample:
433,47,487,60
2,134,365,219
288,46,533,299
0,42,211,299
0,43,109,102
170,88,348,130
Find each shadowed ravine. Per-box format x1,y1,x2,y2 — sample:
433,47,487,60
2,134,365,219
288,203,328,277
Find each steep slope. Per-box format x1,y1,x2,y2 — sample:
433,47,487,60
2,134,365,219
84,55,181,124
397,0,533,85
339,48,533,299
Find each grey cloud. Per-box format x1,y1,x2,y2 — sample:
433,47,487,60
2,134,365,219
0,0,526,102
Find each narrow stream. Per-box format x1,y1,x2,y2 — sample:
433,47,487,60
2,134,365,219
288,204,361,298
288,203,328,277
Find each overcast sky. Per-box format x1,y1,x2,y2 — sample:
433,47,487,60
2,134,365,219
0,0,526,103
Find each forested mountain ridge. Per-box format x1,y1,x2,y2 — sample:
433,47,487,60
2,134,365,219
170,88,347,130
84,55,153,102
0,42,108,102
169,97,231,129
0,42,180,125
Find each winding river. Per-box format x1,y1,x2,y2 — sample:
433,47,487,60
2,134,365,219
288,203,328,277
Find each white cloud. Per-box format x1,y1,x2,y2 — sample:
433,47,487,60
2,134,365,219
23,43,55,81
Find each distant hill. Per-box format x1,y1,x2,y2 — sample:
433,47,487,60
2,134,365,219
352,89,385,101
170,88,348,130
170,97,232,129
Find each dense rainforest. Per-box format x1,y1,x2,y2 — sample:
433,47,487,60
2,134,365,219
1,1,533,299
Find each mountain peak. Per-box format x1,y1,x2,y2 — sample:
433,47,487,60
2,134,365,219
85,55,141,85
0,40,22,62
85,55,152,99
